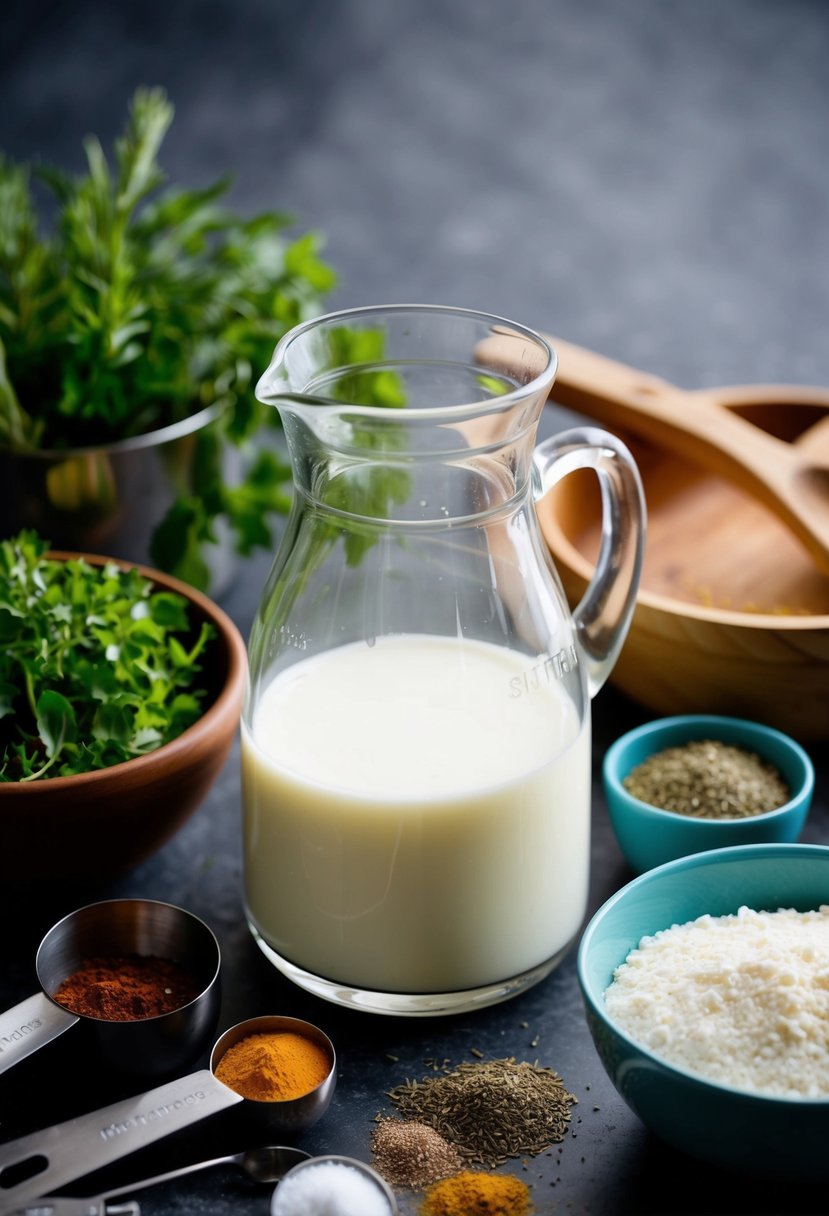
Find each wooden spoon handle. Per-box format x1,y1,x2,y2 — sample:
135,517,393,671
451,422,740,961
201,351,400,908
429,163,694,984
547,336,792,473
544,335,829,574
796,412,829,461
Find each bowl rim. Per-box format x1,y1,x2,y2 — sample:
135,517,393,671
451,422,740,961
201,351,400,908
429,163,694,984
0,551,247,793
543,512,829,629
577,841,829,1105
603,713,815,826
3,400,230,460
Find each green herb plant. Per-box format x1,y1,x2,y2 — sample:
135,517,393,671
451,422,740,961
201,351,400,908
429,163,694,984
0,531,215,782
0,87,337,589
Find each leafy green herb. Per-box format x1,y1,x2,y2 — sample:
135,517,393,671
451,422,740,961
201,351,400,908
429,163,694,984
0,87,336,587
0,531,215,781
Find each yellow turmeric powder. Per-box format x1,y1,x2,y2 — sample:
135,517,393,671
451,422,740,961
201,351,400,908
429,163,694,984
420,1170,533,1216
214,1030,331,1101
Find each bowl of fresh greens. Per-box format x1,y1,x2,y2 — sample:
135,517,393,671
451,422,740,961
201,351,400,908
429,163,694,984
0,531,247,881
0,86,335,593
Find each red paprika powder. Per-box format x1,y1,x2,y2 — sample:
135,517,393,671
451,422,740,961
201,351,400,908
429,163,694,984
54,954,201,1020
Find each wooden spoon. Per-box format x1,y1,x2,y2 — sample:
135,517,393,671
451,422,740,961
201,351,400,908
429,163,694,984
481,331,829,575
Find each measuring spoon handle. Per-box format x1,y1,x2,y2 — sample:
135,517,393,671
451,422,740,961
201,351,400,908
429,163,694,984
0,1199,140,1215
0,993,77,1077
0,1070,240,1209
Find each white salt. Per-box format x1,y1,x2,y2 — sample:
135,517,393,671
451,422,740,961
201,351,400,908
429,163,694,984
271,1159,393,1216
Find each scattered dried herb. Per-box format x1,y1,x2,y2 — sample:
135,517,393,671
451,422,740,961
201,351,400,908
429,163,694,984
623,738,790,819
371,1117,462,1189
386,1058,576,1168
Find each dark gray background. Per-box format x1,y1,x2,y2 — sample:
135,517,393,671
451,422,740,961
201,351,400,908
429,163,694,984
4,0,829,390
1,2,828,1215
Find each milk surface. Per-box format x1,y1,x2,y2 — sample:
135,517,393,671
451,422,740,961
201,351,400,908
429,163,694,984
242,634,590,993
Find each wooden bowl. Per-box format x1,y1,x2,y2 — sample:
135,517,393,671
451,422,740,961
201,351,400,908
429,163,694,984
537,431,829,741
0,555,247,882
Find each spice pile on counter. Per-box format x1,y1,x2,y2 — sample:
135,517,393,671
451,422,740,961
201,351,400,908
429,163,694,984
54,954,201,1020
215,1030,331,1101
623,739,790,819
420,1170,532,1216
371,1118,463,1189
384,1057,576,1168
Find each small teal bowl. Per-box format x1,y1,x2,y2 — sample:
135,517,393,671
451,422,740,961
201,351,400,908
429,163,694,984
578,843,829,1180
603,714,814,874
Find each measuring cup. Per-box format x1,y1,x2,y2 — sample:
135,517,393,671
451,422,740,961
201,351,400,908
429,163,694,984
0,900,220,1080
0,1016,336,1210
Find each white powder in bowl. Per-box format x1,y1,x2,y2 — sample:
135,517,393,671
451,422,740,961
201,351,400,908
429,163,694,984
271,1159,394,1216
604,904,829,1099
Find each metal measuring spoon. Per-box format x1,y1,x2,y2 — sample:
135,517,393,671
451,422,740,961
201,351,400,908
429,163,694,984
1,1144,311,1216
0,899,221,1079
0,1016,336,1209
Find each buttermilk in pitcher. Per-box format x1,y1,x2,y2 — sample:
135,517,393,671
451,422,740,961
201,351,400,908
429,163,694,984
242,633,590,996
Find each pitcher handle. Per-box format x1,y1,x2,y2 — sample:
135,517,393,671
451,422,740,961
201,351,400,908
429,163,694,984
532,426,646,698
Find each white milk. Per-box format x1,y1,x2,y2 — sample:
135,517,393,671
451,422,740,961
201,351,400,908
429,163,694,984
242,634,590,994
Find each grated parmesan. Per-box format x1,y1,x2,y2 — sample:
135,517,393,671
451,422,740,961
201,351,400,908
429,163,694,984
604,905,829,1099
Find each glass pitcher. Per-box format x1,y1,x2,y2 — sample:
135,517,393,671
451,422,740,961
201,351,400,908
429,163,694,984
243,305,645,1015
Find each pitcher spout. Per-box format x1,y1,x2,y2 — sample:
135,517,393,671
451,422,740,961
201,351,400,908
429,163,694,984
255,304,557,444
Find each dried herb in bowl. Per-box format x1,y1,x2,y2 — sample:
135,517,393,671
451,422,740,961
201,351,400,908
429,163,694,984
622,739,790,819
0,530,214,781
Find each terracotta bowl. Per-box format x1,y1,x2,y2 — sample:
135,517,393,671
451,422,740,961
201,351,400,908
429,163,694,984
0,554,247,882
537,431,829,741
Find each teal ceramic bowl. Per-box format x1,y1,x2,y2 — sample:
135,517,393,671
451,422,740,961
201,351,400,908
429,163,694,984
603,714,814,874
578,843,829,1179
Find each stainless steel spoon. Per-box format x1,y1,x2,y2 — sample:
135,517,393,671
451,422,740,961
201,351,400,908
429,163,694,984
0,1144,311,1216
0,1015,335,1210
